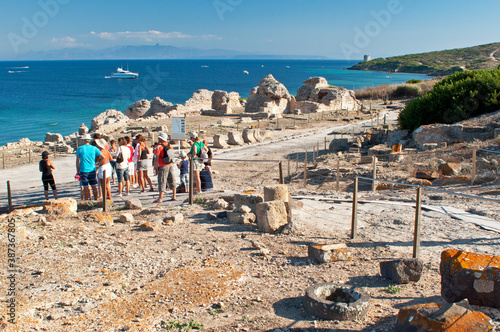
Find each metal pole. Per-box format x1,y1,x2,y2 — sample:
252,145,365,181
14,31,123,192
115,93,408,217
313,147,316,164
351,177,358,239
7,181,13,213
471,149,477,186
103,170,107,212
189,156,194,205
372,156,377,193
413,187,422,259
303,151,307,188
336,159,340,192
278,161,284,184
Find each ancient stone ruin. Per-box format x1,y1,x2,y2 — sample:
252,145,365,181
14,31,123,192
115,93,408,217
295,76,362,113
245,74,295,116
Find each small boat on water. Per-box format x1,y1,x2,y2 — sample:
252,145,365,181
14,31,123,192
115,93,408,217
109,67,138,79
243,70,249,75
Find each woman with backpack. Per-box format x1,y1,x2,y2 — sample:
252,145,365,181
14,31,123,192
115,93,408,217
187,132,206,194
153,133,176,203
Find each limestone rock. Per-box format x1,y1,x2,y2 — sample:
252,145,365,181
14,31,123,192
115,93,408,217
45,132,63,143
125,99,151,119
213,135,229,149
413,124,464,147
228,212,256,224
78,123,89,135
140,222,156,231
212,90,241,113
438,162,462,176
395,301,492,331
295,76,361,113
118,213,134,223
90,109,129,133
380,258,423,284
227,131,244,145
242,129,256,144
43,198,77,216
125,199,143,210
214,198,229,210
234,194,264,214
182,89,213,113
164,213,184,224
83,212,113,226
440,249,500,308
143,97,174,118
264,184,289,202
415,170,440,181
434,176,470,185
308,243,352,263
256,200,289,233
238,205,252,213
245,74,295,114
329,138,351,152
406,178,433,187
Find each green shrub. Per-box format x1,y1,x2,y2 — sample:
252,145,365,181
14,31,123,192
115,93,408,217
398,68,500,130
406,79,422,84
392,84,423,98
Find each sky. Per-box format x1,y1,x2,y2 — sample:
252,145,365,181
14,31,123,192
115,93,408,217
1,0,499,60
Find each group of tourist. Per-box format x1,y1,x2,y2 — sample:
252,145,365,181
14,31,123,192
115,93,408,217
40,131,212,203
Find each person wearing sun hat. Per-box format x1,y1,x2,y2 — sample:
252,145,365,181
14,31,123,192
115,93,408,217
153,133,176,203
75,133,102,200
187,132,206,194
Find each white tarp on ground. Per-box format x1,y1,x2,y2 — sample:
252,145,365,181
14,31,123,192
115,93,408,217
422,205,500,234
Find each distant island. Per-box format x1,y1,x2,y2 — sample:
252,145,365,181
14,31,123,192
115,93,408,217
16,44,328,61
349,42,500,76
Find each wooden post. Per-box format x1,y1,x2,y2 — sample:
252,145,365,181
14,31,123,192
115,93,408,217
189,156,194,205
287,157,291,182
278,161,284,184
317,141,319,157
276,118,279,129
102,170,107,212
258,118,260,128
413,187,422,259
7,181,13,213
372,156,377,193
3,153,5,169
324,137,327,151
351,177,358,239
29,149,32,163
384,114,387,125
313,147,316,164
471,149,477,185
296,153,298,172
303,151,307,188
336,159,340,192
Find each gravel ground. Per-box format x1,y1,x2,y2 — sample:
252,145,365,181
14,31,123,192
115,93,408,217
1,107,500,331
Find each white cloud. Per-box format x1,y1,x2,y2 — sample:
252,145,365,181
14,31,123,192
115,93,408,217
90,30,221,42
49,36,88,48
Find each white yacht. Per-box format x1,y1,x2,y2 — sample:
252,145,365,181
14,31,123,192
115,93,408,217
109,67,138,79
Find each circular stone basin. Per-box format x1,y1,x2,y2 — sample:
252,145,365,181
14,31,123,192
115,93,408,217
304,283,371,321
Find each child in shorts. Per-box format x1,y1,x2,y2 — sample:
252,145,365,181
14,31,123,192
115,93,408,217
39,151,57,200
177,151,189,193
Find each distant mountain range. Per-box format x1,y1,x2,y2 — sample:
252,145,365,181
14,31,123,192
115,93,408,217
349,42,500,76
17,44,328,60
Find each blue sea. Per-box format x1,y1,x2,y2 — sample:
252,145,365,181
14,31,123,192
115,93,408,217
0,59,429,146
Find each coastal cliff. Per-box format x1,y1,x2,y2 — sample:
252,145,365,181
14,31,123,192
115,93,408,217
349,42,500,76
